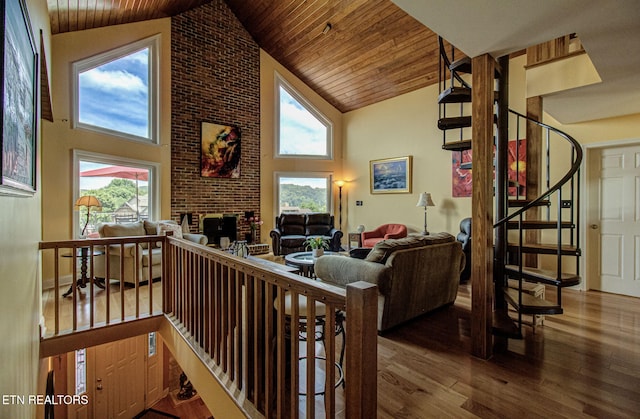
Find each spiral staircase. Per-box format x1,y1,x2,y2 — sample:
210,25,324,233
437,37,583,338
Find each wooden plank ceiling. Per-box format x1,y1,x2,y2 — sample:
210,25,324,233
48,0,455,112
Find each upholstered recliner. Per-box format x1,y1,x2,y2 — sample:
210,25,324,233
270,213,343,256
361,223,407,248
94,220,207,284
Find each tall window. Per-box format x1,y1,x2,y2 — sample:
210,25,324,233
275,173,332,215
74,150,158,236
275,74,332,159
72,35,159,143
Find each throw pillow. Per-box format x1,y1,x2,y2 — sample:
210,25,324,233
181,216,191,234
364,236,426,264
157,221,183,239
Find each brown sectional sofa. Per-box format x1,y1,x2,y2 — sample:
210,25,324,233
315,233,465,333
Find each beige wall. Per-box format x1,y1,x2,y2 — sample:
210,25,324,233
340,52,640,240
343,82,470,237
41,19,173,284
0,2,51,417
42,19,173,243
259,50,344,238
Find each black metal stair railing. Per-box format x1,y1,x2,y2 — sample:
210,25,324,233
437,35,584,336
495,110,583,325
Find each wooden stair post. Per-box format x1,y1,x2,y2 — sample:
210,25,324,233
471,54,495,360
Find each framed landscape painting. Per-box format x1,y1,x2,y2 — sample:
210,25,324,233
370,156,412,194
201,122,241,178
1,0,38,196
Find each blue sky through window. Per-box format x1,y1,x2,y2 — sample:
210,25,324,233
279,86,328,155
79,48,149,138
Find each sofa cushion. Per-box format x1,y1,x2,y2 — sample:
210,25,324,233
305,213,332,236
364,236,427,264
157,221,183,239
424,232,455,245
279,214,305,236
142,248,163,268
280,235,307,248
101,221,146,238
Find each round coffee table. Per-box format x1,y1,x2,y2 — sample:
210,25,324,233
284,251,337,278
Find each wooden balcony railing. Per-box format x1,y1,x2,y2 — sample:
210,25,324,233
40,236,377,418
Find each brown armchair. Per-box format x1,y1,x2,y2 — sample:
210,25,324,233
361,223,407,248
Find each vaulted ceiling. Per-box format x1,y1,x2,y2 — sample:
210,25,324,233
46,0,452,113
46,0,640,121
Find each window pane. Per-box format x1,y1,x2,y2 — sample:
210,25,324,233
148,332,156,357
78,160,150,234
79,48,149,138
278,83,330,157
278,177,328,214
75,349,86,395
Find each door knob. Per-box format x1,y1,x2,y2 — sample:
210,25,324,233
590,224,599,229
96,378,103,391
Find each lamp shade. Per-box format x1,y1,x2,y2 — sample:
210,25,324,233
416,192,435,208
74,195,102,211
334,180,346,188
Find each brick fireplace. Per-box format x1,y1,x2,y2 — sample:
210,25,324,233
171,0,261,242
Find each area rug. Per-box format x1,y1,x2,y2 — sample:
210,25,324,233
133,408,179,419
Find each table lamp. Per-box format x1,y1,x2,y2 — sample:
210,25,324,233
416,192,435,235
75,195,102,237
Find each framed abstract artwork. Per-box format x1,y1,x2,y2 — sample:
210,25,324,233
201,122,241,178
452,139,526,197
370,155,412,194
1,0,38,196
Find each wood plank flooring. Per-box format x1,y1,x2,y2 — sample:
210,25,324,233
43,282,640,418
377,284,640,418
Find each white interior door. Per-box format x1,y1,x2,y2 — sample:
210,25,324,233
94,335,146,418
588,143,640,296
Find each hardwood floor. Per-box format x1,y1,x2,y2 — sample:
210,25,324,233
146,393,213,419
42,282,640,417
377,284,640,418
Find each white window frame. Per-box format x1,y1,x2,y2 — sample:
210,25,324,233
73,150,160,237
71,35,160,144
274,73,333,159
274,171,333,216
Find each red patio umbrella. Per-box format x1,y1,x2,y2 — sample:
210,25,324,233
80,165,149,220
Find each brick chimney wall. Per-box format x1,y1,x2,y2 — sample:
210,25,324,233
171,0,260,241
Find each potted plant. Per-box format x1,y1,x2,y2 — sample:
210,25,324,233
304,236,329,257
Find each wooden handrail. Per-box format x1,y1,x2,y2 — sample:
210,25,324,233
40,236,378,417
164,237,378,418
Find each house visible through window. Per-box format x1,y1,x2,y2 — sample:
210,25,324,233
73,35,159,143
276,173,332,215
74,151,157,236
275,74,332,159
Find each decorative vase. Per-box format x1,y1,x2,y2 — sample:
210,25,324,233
312,248,324,258
251,229,258,244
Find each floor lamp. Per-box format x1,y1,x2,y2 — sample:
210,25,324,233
416,192,435,235
334,180,346,231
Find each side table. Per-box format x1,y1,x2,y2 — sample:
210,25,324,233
62,247,105,298
347,232,362,251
